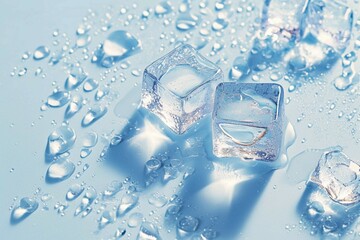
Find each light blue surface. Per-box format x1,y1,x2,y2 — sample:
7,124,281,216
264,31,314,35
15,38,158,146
1,0,360,239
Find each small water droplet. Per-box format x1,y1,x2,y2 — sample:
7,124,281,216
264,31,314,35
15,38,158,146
117,194,139,216
212,17,229,31
76,34,92,48
22,52,31,60
148,193,168,208
74,186,97,216
83,78,99,92
110,135,122,146
103,180,123,199
10,168,14,173
18,68,27,77
35,67,43,76
201,228,217,239
82,105,108,127
33,46,50,60
82,132,98,148
177,216,199,237
98,210,116,229
137,222,161,240
46,157,75,183
155,1,173,16
11,197,39,224
47,91,70,108
80,148,92,158
65,67,87,90
66,183,85,201
176,13,200,31
229,56,250,80
46,126,76,156
128,212,143,228
95,85,110,101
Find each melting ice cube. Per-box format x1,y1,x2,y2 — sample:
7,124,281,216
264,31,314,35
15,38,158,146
141,44,223,134
302,0,353,53
310,149,360,205
212,82,284,161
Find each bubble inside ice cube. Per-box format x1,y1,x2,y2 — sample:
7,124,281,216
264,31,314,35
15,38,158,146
212,82,284,161
310,149,360,205
141,44,223,134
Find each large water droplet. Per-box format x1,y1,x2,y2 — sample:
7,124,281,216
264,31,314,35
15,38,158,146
46,157,75,183
103,180,123,199
66,183,85,201
176,13,200,31
128,212,143,228
83,78,99,92
98,210,116,229
95,30,141,68
65,67,87,90
229,56,250,80
47,91,70,108
46,126,76,156
177,216,199,237
10,197,39,224
137,222,161,240
65,94,83,119
117,194,139,216
82,105,108,127
74,187,97,216
33,46,50,60
155,1,173,16
82,132,98,148
148,193,168,208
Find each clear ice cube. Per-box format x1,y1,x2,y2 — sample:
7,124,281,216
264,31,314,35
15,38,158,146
141,44,223,134
261,0,309,49
310,149,360,205
302,0,353,53
212,82,284,161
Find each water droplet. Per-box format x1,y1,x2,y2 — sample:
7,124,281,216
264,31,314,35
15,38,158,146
47,91,70,108
176,13,200,31
110,135,122,146
48,50,65,65
10,168,14,173
334,75,354,91
229,56,250,80
98,210,116,229
148,193,168,208
82,105,108,127
35,67,43,76
145,159,162,174
33,46,50,60
22,52,31,60
212,17,229,31
95,30,142,68
65,94,83,119
80,148,92,158
82,132,98,148
76,34,91,48
46,157,75,183
128,212,143,228
18,68,27,77
66,183,84,201
46,126,76,156
103,180,123,199
137,222,161,240
83,78,99,92
201,228,217,239
65,67,87,90
11,197,39,224
95,85,110,101
117,194,139,216
177,216,199,237
114,227,126,239
76,24,91,35
155,1,173,16
270,71,283,81
74,186,97,216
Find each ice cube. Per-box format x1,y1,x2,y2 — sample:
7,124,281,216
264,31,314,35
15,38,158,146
261,0,309,49
141,44,223,134
302,0,353,53
310,149,360,205
212,82,284,161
